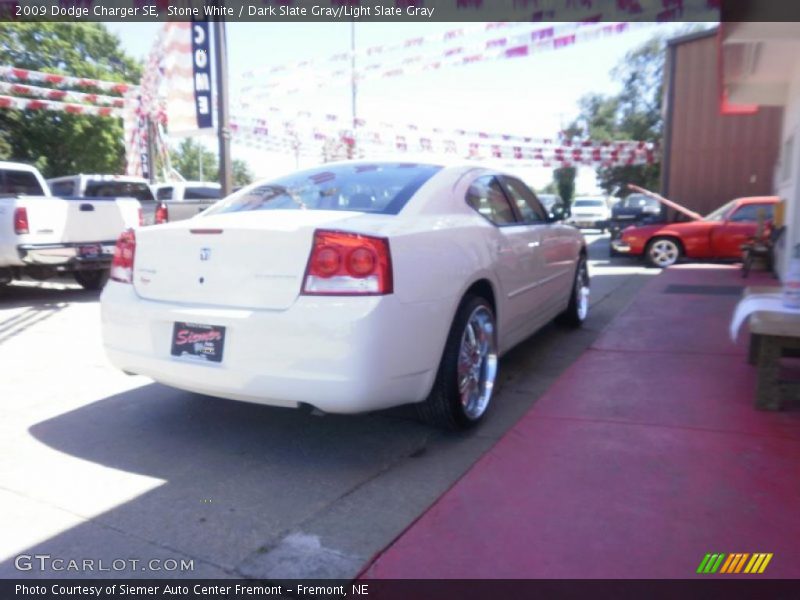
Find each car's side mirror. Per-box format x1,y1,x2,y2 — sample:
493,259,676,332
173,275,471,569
547,204,567,223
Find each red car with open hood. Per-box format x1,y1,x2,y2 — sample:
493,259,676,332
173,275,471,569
611,196,779,268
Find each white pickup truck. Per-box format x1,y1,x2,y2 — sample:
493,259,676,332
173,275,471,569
47,173,160,226
152,181,222,222
0,161,141,290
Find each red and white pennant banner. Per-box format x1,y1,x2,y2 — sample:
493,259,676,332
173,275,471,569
239,21,648,98
232,110,658,154
0,66,136,95
0,94,124,118
229,117,658,167
241,22,565,85
0,81,127,108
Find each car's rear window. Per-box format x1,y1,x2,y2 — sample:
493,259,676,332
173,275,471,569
204,163,442,216
85,181,155,202
620,194,659,209
185,186,221,200
573,199,605,208
0,169,45,196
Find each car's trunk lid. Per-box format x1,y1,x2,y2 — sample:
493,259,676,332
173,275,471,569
132,210,388,310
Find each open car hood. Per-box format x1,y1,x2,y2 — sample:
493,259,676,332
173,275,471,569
627,184,703,222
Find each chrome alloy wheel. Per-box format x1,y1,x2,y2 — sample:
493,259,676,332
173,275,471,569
575,260,590,321
457,306,498,420
649,239,680,267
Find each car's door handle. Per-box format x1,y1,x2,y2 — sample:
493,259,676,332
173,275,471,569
79,203,94,212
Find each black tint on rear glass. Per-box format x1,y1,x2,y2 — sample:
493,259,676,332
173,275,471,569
85,182,155,202
204,163,442,216
0,170,45,196
185,186,221,200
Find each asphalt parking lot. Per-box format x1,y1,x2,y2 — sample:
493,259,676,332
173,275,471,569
0,233,658,579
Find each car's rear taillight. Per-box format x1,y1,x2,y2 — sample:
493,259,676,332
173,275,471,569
13,207,29,234
155,203,169,224
302,229,393,296
138,207,144,226
110,229,136,284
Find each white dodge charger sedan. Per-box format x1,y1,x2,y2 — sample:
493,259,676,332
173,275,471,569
101,162,588,429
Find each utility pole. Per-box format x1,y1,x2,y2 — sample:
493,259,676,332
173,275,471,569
350,20,357,159
214,18,232,196
146,118,157,184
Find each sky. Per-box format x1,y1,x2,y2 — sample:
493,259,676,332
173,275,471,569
104,21,708,193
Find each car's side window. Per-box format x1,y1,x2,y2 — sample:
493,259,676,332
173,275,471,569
500,177,548,223
156,187,174,201
729,204,774,223
466,176,518,226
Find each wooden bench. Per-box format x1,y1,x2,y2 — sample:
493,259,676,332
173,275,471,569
744,286,800,410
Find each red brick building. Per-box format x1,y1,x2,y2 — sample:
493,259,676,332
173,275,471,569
661,28,783,217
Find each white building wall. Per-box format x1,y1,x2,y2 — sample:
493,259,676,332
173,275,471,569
776,59,800,278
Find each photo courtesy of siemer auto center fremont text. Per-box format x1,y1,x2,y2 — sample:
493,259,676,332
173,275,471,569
1,0,799,598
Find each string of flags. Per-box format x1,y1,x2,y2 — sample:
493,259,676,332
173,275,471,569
0,81,127,108
230,116,659,168
0,66,135,95
0,15,678,175
0,94,124,118
232,106,656,151
238,21,646,98
239,21,603,94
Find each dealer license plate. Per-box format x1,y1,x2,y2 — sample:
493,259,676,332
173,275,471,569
171,322,226,363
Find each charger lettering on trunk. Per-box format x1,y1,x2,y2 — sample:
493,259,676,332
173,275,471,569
175,330,221,345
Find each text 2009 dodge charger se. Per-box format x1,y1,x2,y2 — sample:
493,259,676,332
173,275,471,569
101,162,589,429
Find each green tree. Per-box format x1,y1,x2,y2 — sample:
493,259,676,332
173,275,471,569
231,159,254,187
0,23,141,177
568,35,666,195
170,138,217,182
169,138,254,187
554,166,576,203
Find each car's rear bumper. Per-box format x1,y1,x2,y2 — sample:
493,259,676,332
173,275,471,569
100,281,451,414
18,242,116,269
566,217,607,228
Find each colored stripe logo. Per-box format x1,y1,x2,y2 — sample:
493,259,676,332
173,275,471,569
696,553,773,574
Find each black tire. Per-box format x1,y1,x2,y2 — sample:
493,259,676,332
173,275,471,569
557,255,590,328
645,236,683,268
74,269,109,291
417,294,498,431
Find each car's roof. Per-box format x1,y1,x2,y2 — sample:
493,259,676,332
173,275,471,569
154,181,221,188
0,160,40,172
47,174,148,183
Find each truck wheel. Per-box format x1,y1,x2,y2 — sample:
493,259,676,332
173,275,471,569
74,270,109,291
417,295,498,430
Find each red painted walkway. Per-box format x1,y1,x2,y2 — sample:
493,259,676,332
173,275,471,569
364,266,800,579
